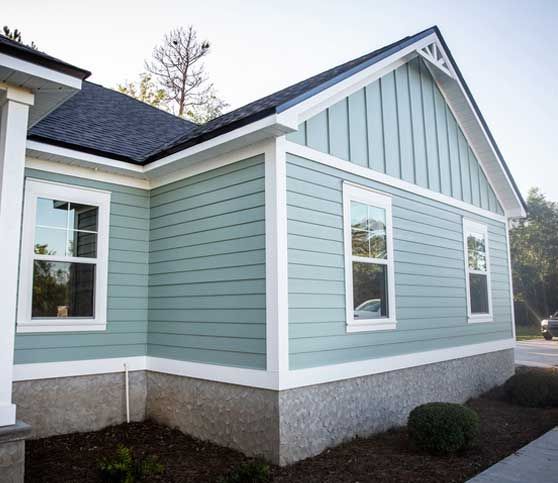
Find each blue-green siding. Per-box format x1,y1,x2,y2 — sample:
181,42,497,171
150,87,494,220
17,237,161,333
286,57,504,215
147,156,266,369
15,169,150,364
287,153,512,370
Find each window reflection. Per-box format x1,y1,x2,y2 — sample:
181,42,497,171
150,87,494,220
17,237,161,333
353,262,388,319
32,261,95,318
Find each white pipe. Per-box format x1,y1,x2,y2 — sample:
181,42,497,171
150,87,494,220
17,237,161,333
124,363,130,424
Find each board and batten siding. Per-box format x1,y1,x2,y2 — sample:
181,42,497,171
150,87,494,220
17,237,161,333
287,153,512,370
147,156,266,370
287,57,504,215
14,169,150,364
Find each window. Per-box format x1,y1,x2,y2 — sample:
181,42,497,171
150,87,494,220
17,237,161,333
463,219,492,323
17,179,110,332
343,183,396,332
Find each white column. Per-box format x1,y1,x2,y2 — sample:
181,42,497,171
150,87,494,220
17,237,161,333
0,86,33,427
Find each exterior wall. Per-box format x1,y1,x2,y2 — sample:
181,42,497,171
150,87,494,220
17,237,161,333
287,57,504,215
14,168,149,364
12,371,146,438
286,153,513,369
147,156,267,369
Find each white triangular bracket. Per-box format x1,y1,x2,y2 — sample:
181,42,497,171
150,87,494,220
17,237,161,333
417,41,454,78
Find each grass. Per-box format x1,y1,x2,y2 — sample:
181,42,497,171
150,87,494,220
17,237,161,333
516,325,542,341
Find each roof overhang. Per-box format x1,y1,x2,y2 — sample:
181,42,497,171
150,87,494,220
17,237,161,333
272,28,526,218
0,41,90,127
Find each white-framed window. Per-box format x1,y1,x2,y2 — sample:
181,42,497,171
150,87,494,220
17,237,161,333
463,219,493,323
17,179,111,333
343,182,396,332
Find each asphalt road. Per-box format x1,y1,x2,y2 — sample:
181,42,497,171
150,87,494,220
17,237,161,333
515,339,558,367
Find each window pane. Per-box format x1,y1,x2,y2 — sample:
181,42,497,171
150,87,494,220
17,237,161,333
353,262,388,319
351,229,369,256
350,202,387,259
34,227,68,256
351,202,368,231
36,198,68,228
68,230,97,258
69,203,98,232
32,261,95,318
469,273,489,314
467,233,487,271
368,206,387,259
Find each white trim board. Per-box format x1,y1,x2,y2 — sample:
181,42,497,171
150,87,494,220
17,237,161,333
26,140,272,191
285,141,507,223
13,338,515,390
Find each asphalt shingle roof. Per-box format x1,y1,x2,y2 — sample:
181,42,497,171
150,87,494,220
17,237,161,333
23,26,525,211
29,81,197,163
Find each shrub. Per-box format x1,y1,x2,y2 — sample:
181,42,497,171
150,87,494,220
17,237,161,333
504,369,558,407
407,402,480,455
99,445,164,483
218,459,271,483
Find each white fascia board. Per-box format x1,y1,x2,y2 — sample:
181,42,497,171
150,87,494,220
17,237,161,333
0,52,82,90
276,33,439,126
144,114,298,176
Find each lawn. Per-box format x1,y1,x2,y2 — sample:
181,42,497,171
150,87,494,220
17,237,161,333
25,379,558,483
516,324,542,341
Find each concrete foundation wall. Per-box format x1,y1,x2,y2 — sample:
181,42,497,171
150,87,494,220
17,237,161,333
145,371,280,462
11,349,514,465
278,348,514,464
12,371,147,438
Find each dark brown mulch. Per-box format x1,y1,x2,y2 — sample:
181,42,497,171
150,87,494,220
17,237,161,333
26,395,558,483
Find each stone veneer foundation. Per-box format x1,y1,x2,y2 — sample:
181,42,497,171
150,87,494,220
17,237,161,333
12,349,514,465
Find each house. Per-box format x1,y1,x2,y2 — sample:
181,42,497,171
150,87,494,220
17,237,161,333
0,26,525,475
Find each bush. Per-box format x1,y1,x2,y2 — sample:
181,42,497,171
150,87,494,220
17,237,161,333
408,402,480,455
504,369,558,407
99,445,164,483
218,459,271,483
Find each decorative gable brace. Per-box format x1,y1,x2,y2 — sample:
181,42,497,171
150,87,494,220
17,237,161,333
416,41,454,78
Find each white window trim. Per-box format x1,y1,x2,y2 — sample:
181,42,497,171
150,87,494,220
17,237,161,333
343,182,397,332
17,178,111,333
463,218,493,323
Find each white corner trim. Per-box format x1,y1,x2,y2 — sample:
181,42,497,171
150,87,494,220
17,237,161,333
286,141,507,223
505,219,517,340
264,137,289,378
26,157,150,190
342,182,397,332
280,338,516,389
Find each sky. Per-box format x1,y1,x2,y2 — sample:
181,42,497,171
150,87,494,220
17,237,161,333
4,0,557,201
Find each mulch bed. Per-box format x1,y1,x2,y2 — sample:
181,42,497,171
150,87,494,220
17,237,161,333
26,392,558,483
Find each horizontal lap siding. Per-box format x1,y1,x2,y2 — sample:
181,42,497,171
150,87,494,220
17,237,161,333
15,169,149,364
286,57,504,216
147,156,266,369
286,154,512,370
